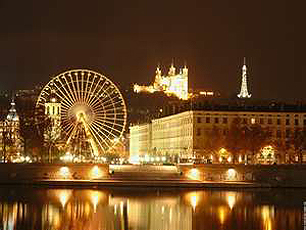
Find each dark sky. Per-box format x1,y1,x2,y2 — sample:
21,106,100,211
0,0,299,100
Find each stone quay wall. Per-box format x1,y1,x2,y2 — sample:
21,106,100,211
179,164,306,187
0,163,110,183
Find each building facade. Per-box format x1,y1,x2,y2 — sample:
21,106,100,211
130,108,306,163
0,98,23,162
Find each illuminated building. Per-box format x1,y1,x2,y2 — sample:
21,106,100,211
237,57,251,98
134,62,189,100
130,105,306,163
44,91,61,139
0,98,23,161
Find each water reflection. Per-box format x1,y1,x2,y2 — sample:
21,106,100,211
0,187,303,230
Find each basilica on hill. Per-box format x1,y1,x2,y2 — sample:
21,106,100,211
133,62,189,100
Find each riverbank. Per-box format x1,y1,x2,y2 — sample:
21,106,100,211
1,163,306,188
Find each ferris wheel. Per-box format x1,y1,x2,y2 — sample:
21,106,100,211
36,69,127,156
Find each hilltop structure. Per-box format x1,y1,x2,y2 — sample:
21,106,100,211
134,62,189,100
237,57,252,99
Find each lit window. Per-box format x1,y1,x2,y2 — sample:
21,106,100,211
251,118,256,124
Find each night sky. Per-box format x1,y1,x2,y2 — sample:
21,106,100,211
0,1,298,100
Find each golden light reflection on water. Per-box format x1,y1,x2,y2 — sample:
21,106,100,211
226,192,236,210
185,191,200,211
0,188,302,230
261,205,274,230
57,190,72,208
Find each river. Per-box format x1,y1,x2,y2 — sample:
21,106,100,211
0,186,303,230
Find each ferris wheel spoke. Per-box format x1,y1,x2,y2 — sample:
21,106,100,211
83,74,90,103
87,79,109,107
88,124,111,153
69,72,80,102
90,86,116,108
93,119,123,134
84,74,94,104
81,71,85,103
74,72,82,102
86,76,104,106
101,100,124,111
91,121,119,140
91,122,115,145
103,117,126,122
61,122,75,137
92,119,116,134
63,74,78,103
52,82,74,108
56,77,76,106
95,105,125,114
89,82,117,107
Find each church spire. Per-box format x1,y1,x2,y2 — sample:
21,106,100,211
237,57,251,99
168,59,176,76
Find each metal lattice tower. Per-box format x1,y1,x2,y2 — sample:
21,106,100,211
237,57,251,98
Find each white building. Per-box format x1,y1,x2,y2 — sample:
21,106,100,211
130,108,306,163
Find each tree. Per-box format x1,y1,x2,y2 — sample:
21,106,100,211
245,124,270,164
292,129,306,164
201,126,225,162
225,117,243,163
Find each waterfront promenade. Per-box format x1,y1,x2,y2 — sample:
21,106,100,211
1,163,306,188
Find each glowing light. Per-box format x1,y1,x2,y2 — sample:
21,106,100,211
91,166,102,179
188,168,200,180
129,155,140,164
59,167,70,178
161,156,166,161
239,155,242,163
227,156,232,163
156,156,160,162
227,168,237,180
251,118,256,124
